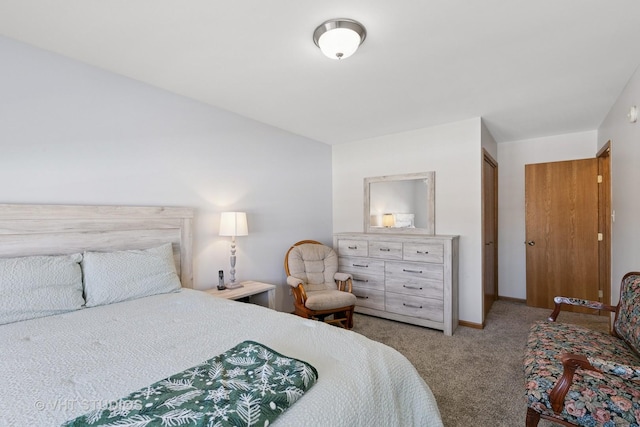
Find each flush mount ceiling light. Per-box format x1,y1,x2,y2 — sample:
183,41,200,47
313,18,366,60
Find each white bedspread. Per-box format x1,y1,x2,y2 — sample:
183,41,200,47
0,289,442,426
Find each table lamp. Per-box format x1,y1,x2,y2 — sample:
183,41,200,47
219,212,248,288
382,213,395,228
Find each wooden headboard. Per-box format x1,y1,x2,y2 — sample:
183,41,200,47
0,204,195,288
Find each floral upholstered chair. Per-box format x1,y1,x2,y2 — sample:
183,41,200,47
284,240,356,329
524,272,640,427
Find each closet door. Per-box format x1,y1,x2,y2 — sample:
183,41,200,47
482,151,498,319
525,158,599,310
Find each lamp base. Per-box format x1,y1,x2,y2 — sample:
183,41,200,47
225,282,244,290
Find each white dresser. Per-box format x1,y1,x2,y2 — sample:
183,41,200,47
333,232,459,335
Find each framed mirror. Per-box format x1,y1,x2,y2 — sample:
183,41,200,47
364,171,435,235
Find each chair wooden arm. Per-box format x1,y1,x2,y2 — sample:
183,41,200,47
548,296,617,322
290,283,308,306
336,277,353,293
286,276,307,305
549,353,597,413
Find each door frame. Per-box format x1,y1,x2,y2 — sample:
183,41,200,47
482,149,498,324
597,141,612,310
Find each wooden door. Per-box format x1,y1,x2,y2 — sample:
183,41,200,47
525,158,599,310
483,151,498,319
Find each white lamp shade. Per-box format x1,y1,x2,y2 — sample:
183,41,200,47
382,213,396,227
219,212,248,237
318,27,362,60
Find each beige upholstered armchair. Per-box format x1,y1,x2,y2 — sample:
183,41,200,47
284,240,356,329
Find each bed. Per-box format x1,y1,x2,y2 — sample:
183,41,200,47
0,204,443,426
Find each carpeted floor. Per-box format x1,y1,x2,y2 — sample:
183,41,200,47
351,300,609,427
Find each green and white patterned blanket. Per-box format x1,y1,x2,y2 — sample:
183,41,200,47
63,340,318,427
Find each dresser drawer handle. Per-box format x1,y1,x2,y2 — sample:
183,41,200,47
403,269,423,274
353,264,369,268
353,278,369,283
403,285,423,290
416,250,429,254
356,295,369,300
379,248,391,252
348,246,358,250
403,302,423,309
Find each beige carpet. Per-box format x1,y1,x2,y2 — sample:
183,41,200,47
351,300,610,427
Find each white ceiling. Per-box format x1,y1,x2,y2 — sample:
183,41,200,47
1,0,640,144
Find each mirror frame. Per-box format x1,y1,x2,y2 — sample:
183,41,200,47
364,171,435,235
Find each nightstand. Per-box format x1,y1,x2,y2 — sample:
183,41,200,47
205,280,276,309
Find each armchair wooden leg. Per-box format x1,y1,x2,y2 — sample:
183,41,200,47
346,308,354,329
526,407,540,427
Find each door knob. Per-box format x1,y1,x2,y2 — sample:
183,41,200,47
525,240,535,246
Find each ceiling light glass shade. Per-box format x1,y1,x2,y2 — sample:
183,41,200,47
318,28,361,59
313,19,366,60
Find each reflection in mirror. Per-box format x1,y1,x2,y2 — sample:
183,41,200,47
364,172,435,235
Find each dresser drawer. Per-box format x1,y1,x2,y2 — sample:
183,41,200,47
386,277,443,300
368,241,402,260
339,256,384,290
385,261,443,282
350,272,385,291
338,239,368,257
385,293,443,322
352,287,385,310
339,256,384,275
403,242,444,263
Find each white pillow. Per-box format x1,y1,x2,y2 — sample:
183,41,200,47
83,243,181,307
0,253,84,325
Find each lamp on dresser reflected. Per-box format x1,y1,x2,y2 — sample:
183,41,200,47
219,212,248,289
382,213,395,228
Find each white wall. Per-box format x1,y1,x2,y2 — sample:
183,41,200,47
0,36,333,312
598,65,640,302
332,118,485,325
481,120,498,160
496,131,597,299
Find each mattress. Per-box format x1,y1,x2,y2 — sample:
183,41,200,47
0,289,443,426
